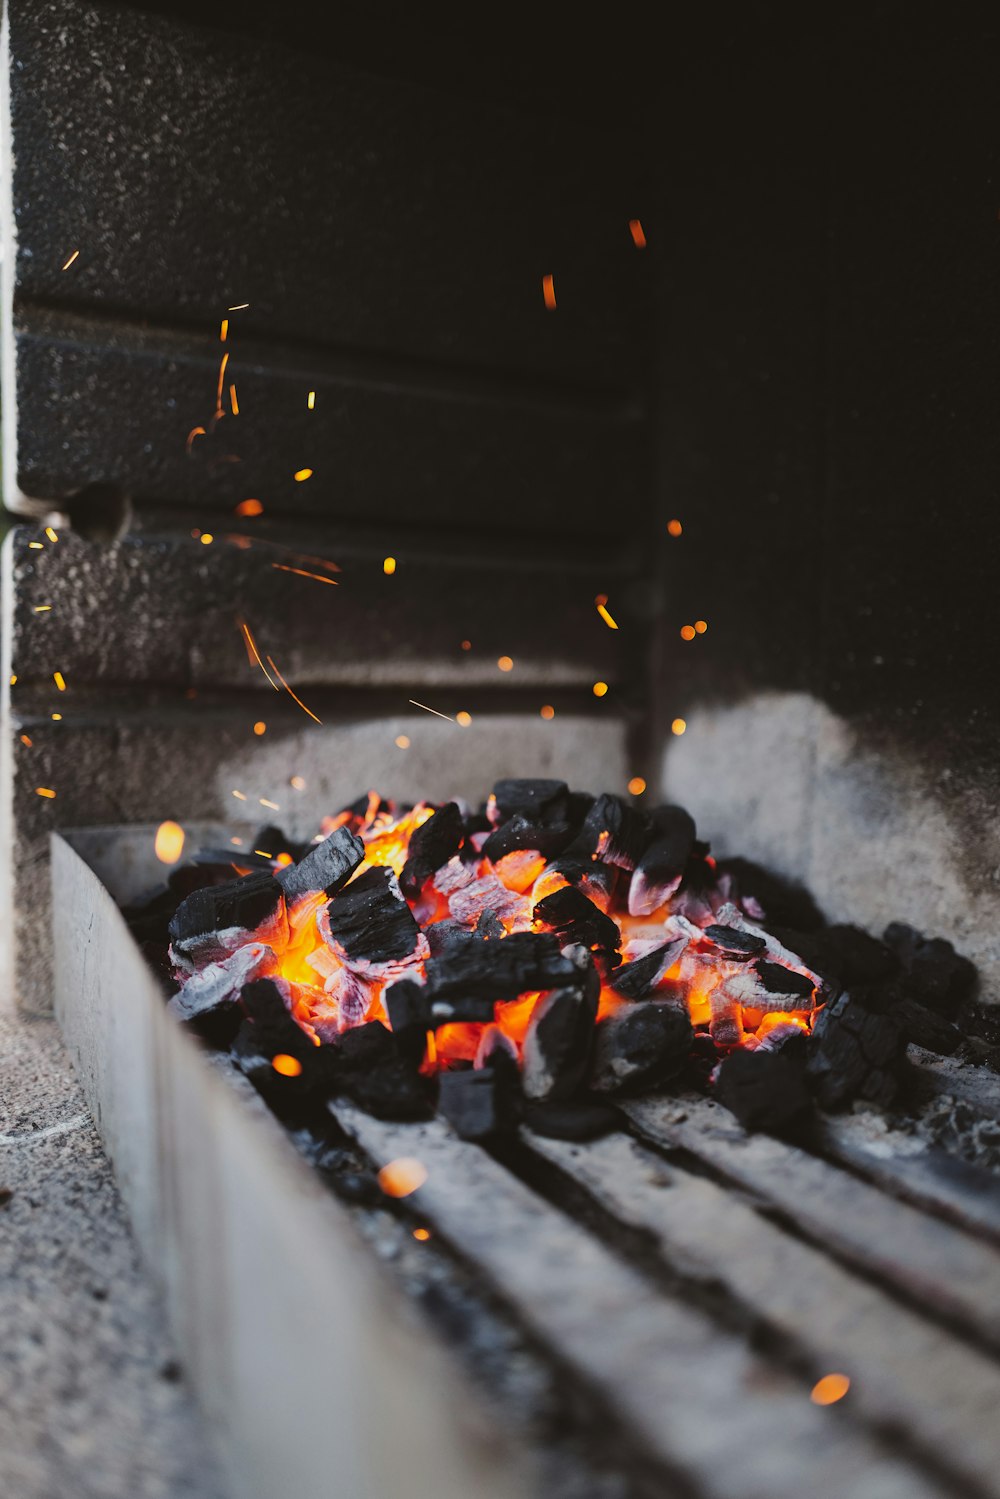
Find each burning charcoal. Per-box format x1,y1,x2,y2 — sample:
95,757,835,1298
324,866,422,962
806,991,906,1109
400,802,465,898
446,870,531,928
475,909,506,940
489,778,569,826
384,979,431,1064
437,1063,520,1141
533,885,621,962
423,933,578,1022
522,962,600,1102
708,987,744,1047
276,826,365,903
169,868,284,947
722,966,816,1015
481,815,575,865
426,918,481,956
475,1025,519,1070
714,858,825,930
169,942,274,1028
755,1022,809,1060
590,1002,693,1096
891,994,963,1055
754,961,815,1000
628,805,696,916
232,978,332,1112
522,1100,622,1141
610,936,688,1000
546,857,618,910
883,922,976,1017
714,1050,812,1135
703,924,767,961
331,1019,429,1120
569,794,654,872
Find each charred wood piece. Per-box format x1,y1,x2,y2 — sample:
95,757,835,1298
169,942,274,1028
384,979,431,1065
523,1100,622,1141
703,925,767,961
330,1019,429,1119
489,778,569,827
400,803,465,898
570,794,654,872
883,922,976,1017
892,994,963,1056
590,1002,693,1096
522,962,600,1103
276,826,365,903
481,815,575,865
609,937,688,1000
628,805,696,916
807,991,906,1109
714,1050,812,1135
423,933,578,1023
754,960,815,999
437,1062,520,1141
232,977,333,1112
324,866,422,962
169,869,283,944
533,885,621,961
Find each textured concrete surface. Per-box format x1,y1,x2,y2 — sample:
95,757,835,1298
0,1010,225,1499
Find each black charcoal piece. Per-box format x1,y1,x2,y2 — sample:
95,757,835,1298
490,778,569,826
332,1019,399,1075
384,980,431,1064
883,923,976,1017
232,979,332,1112
715,858,825,930
590,1002,693,1096
892,995,963,1055
522,964,600,1102
400,802,465,897
628,805,696,915
168,869,282,943
715,1051,812,1134
425,919,482,955
547,858,618,908
325,866,421,962
475,909,506,940
806,991,906,1109
424,932,578,1009
703,925,767,960
610,937,688,1000
754,961,815,999
570,794,654,872
341,1059,430,1120
481,816,575,864
818,925,898,986
277,826,365,903
523,1100,622,1141
437,1065,519,1141
168,942,273,1027
533,885,621,961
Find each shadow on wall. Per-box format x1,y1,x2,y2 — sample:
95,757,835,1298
661,692,1000,1002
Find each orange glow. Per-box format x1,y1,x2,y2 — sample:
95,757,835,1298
627,776,646,796
628,218,647,248
540,704,555,720
671,718,687,736
253,721,267,736
307,390,316,409
294,468,313,482
811,1374,850,1406
456,711,472,727
396,735,410,749
497,656,514,673
53,672,66,692
542,273,557,309
275,851,294,869
667,518,683,537
200,533,214,545
271,1053,303,1078
45,527,58,543
383,556,396,575
35,787,56,799
236,498,263,517
216,351,229,411
229,384,239,415
378,1158,428,1198
186,426,206,454
461,639,472,651
595,595,619,630
9,675,15,686
155,820,186,864
19,735,32,747
61,249,80,270
680,625,696,641
694,619,708,634
51,713,62,722
28,541,44,549
220,318,229,341
240,620,279,689
271,563,339,586
412,1227,432,1242
593,681,609,697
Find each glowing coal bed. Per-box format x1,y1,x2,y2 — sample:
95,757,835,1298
133,778,976,1142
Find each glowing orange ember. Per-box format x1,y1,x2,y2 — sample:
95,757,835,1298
35,787,56,799
383,556,396,575
236,498,263,517
253,721,267,736
811,1374,850,1406
680,625,696,641
694,620,708,634
593,681,609,697
271,1053,303,1078
497,656,514,673
671,718,687,736
155,821,186,864
540,704,555,720
412,1227,432,1242
595,595,619,630
456,711,472,727
667,518,683,537
627,777,646,796
45,527,58,543
294,468,313,482
378,1158,428,1198
629,218,647,248
542,273,557,309
53,672,66,692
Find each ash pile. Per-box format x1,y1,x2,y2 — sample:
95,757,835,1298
126,778,977,1142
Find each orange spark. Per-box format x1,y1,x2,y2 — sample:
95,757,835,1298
395,735,410,749
694,619,708,634
290,775,306,790
628,777,646,796
811,1374,850,1406
19,734,32,747
408,699,455,723
629,218,647,249
229,384,239,415
266,654,323,725
232,790,247,800
253,721,267,736
35,787,56,799
34,605,52,613
260,797,280,810
377,1158,427,1198
271,1054,302,1078
239,620,280,689
28,541,43,550
460,639,472,651
220,319,229,342
216,351,230,411
186,426,206,454
667,518,683,537
200,533,214,545
593,681,609,697
671,718,687,736
383,556,396,575
540,704,555,719
412,1227,432,1242
61,249,80,270
236,498,263,517
155,821,186,864
307,390,316,410
680,625,696,641
497,655,514,673
45,527,58,542
595,595,619,630
456,711,472,727
53,672,66,692
293,468,313,482
271,563,339,587
228,302,250,311
542,273,556,309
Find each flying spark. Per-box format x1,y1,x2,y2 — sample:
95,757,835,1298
409,699,455,723
595,595,619,630
271,563,339,586
267,654,323,725
61,249,80,270
629,218,647,248
239,620,280,689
